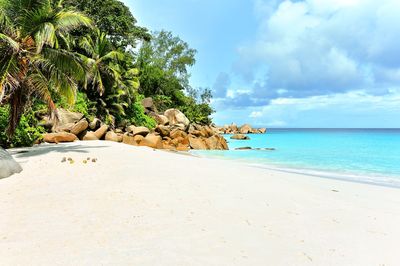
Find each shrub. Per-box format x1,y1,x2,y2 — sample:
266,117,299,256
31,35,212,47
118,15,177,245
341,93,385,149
57,91,96,119
124,95,156,129
0,106,45,148
180,102,214,125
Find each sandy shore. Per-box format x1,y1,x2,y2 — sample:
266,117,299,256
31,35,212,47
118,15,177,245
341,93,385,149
1,141,400,265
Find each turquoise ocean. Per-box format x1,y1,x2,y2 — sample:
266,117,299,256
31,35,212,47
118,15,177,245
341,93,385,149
192,129,400,188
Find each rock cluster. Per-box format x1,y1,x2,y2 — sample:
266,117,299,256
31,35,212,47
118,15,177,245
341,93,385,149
41,107,229,151
216,123,267,134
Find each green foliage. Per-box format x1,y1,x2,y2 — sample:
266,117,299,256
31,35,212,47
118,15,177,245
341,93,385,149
179,88,214,125
124,95,156,129
0,0,91,135
78,31,141,126
0,106,44,148
153,95,173,112
180,102,214,125
57,91,95,118
136,31,214,124
0,0,216,147
63,0,150,48
137,31,196,102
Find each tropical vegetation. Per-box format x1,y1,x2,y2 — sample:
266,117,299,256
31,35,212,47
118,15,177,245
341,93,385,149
0,0,214,148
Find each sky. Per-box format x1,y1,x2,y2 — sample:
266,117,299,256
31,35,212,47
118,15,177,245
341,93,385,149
123,0,400,128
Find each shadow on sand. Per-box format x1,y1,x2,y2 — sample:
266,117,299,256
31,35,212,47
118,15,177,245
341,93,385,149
9,143,109,158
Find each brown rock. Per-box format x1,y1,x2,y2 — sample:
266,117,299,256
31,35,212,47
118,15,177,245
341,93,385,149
50,109,84,132
193,124,203,131
53,122,75,133
189,136,208,150
250,128,259,134
259,128,267,134
139,134,163,149
115,128,124,134
172,123,187,131
176,143,190,151
141,97,157,113
122,134,137,146
82,131,99,141
181,136,190,146
155,125,170,137
43,132,78,143
131,126,150,137
206,135,229,150
205,136,217,150
230,134,250,140
70,119,89,136
164,109,190,127
220,135,229,150
95,125,109,139
126,125,136,133
89,118,101,130
230,123,238,133
154,114,169,125
170,128,187,139
171,137,183,146
240,124,253,134
133,135,145,144
213,127,224,134
188,124,196,133
200,126,214,138
57,109,84,125
189,129,205,137
162,141,176,150
105,131,122,142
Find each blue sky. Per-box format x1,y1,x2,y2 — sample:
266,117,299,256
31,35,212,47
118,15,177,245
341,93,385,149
123,0,400,128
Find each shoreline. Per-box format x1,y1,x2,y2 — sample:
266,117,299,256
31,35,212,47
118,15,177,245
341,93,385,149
191,150,400,189
2,141,400,265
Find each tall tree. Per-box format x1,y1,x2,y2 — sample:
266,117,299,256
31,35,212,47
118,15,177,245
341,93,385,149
137,30,197,106
77,30,140,124
0,0,91,135
137,30,213,124
63,0,150,48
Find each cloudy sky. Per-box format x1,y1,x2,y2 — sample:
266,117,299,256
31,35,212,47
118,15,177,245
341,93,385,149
124,0,400,128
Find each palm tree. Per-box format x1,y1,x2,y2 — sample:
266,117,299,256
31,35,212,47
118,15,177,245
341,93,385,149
0,0,91,135
78,30,124,96
78,30,140,124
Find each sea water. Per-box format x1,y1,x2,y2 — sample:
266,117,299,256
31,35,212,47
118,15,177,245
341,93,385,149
192,129,400,188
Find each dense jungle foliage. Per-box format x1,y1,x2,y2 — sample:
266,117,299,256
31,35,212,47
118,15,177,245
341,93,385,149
0,0,214,147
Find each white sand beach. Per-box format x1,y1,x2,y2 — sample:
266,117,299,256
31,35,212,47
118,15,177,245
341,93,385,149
1,141,400,265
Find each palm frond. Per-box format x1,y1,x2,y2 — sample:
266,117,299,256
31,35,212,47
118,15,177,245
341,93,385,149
99,50,124,63
55,75,76,105
35,22,56,52
55,11,92,33
39,47,86,82
0,33,19,52
78,37,94,56
56,32,74,50
92,70,104,96
27,72,52,104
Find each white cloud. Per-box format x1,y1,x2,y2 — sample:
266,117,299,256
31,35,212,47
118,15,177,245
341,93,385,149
231,0,400,101
214,89,400,127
